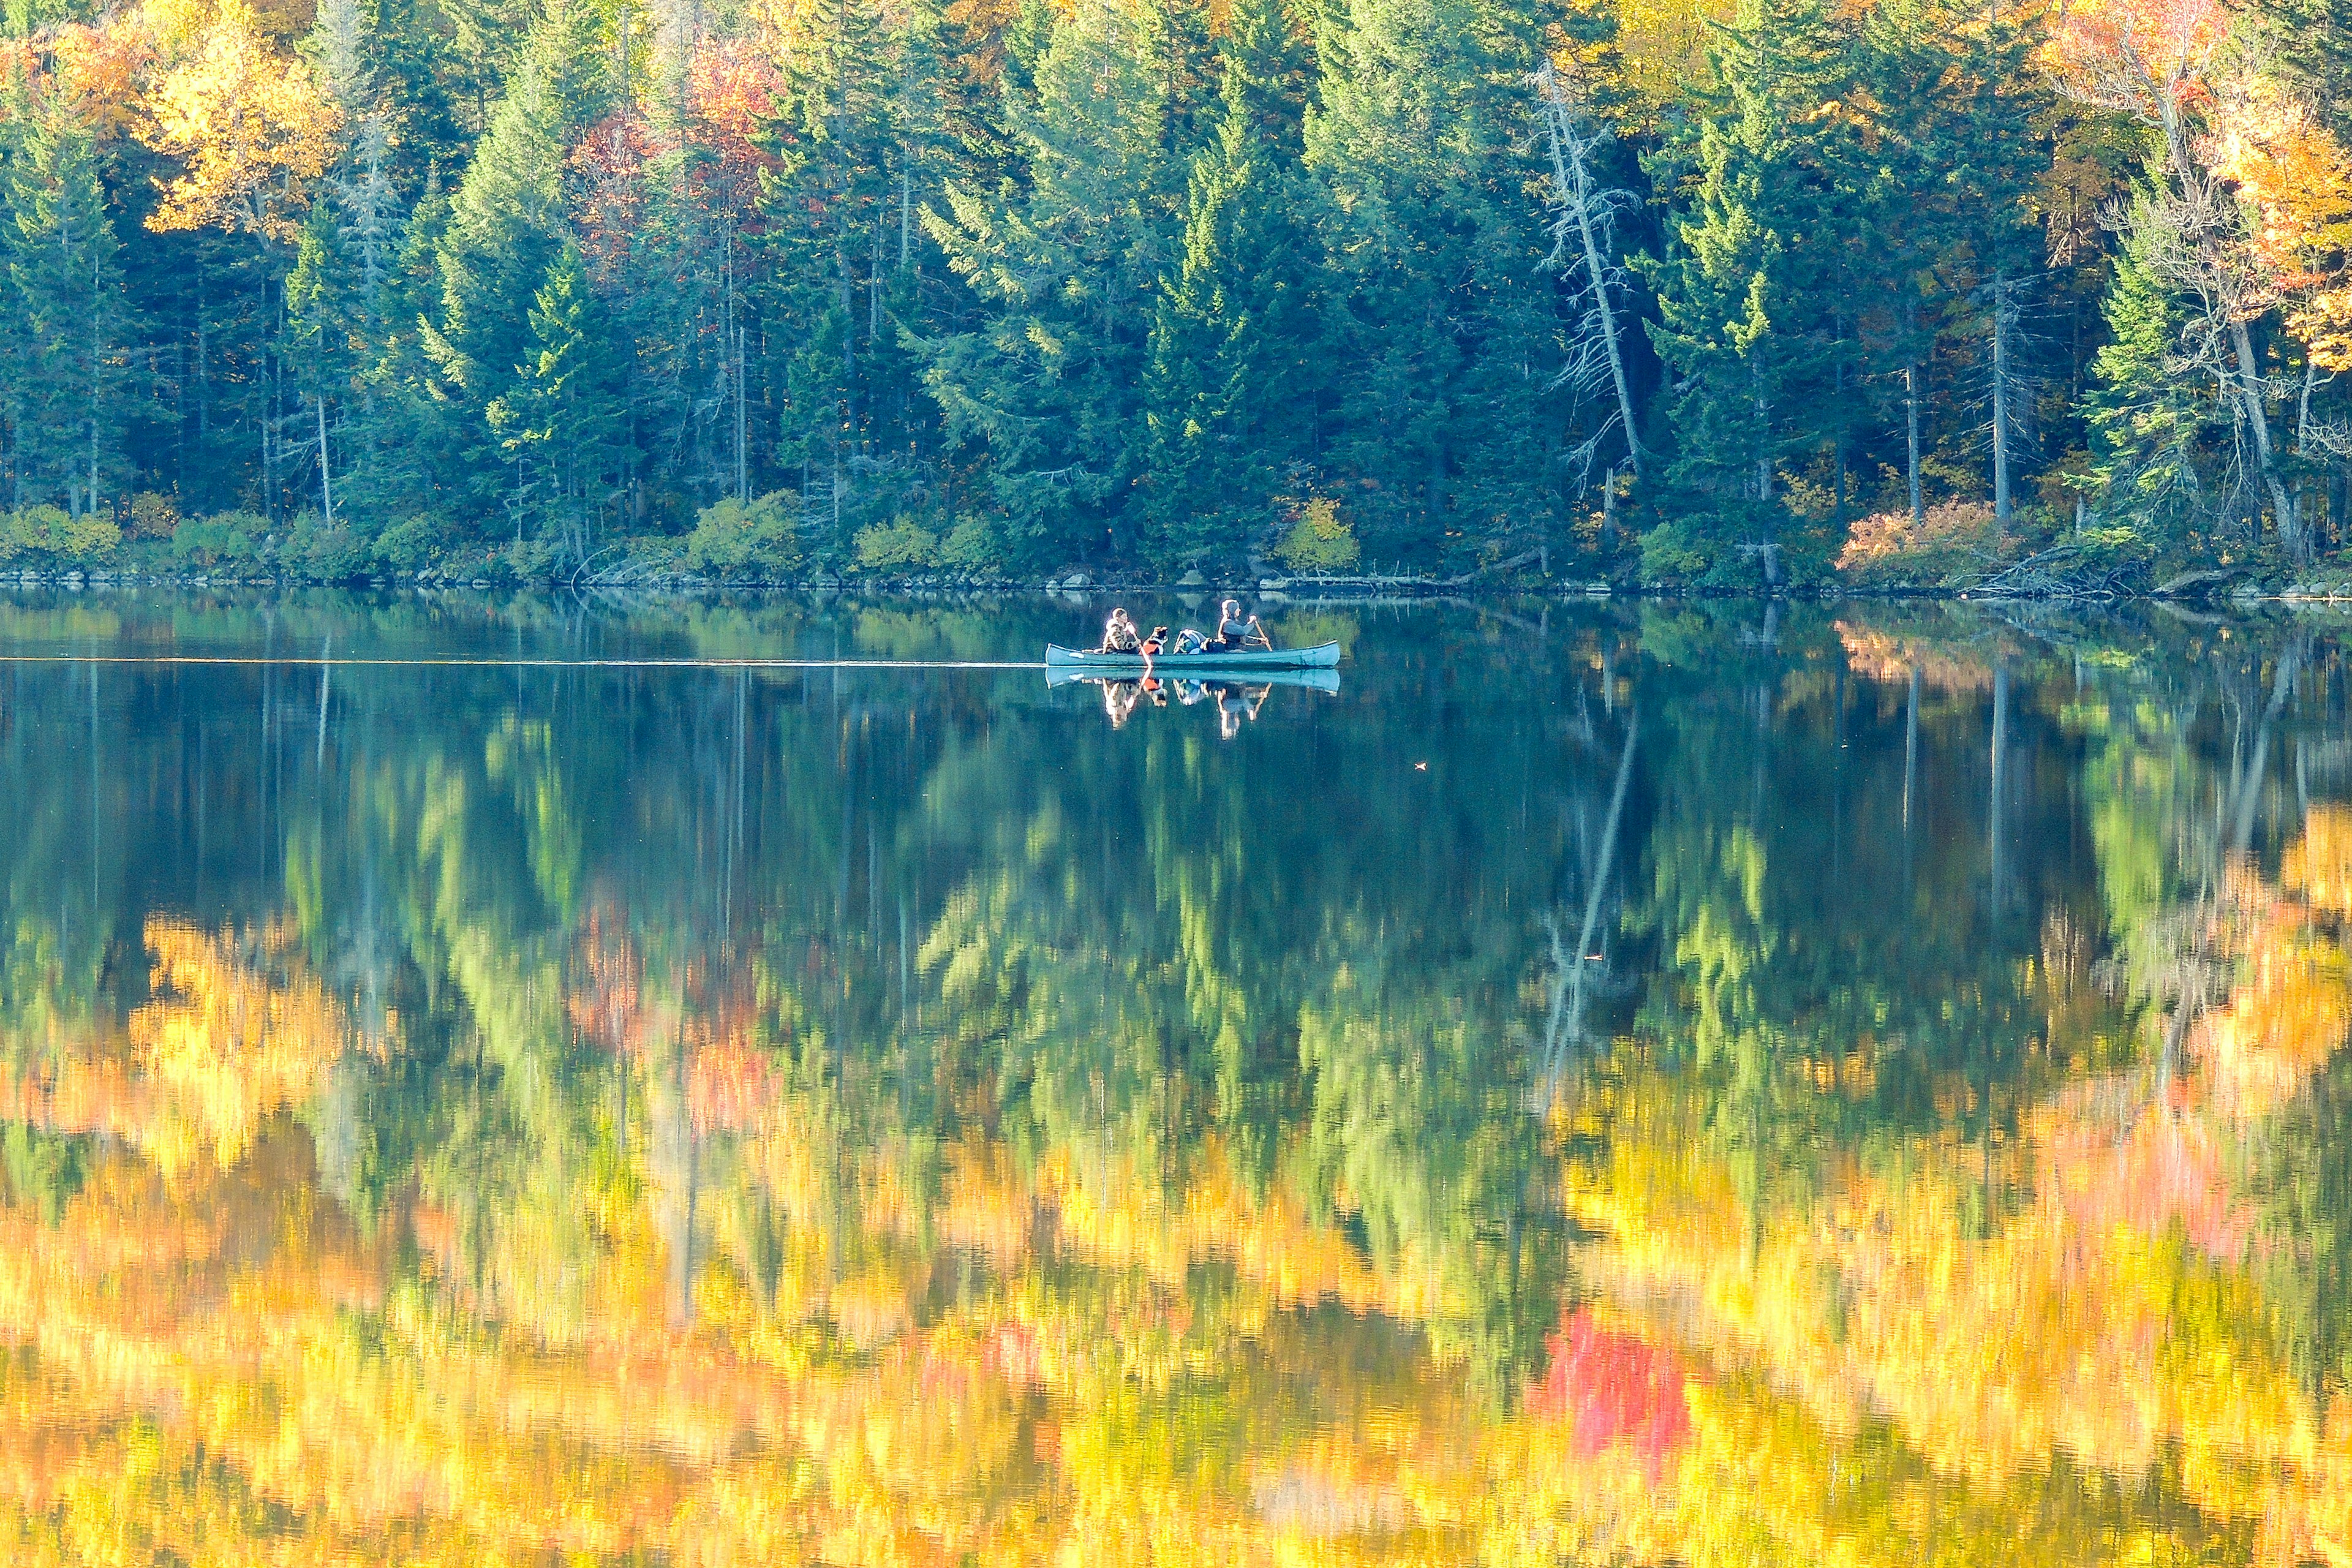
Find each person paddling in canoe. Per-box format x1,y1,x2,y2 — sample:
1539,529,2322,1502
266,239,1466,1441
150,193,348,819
1097,608,1142,654
1204,600,1272,652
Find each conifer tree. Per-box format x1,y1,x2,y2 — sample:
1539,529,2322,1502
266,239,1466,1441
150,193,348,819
1139,0,1319,570
1644,0,1861,584
922,0,1218,570
2082,204,2226,549
1940,9,2043,531
489,242,626,563
1856,0,1952,530
749,0,954,549
356,181,462,526
283,203,352,522
428,0,612,521
1305,0,1551,565
2,96,133,516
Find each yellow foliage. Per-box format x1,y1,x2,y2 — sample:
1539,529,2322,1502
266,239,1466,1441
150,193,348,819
2195,916,2350,1115
44,21,154,142
1834,621,1999,692
1608,0,1730,123
1561,1050,2352,1562
2283,805,2352,916
2215,85,2352,369
127,491,179,540
1274,497,1362,575
22,879,2352,1564
137,0,338,240
125,918,352,1176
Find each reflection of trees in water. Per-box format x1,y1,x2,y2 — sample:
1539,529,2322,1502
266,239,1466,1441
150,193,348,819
1616,609,2080,1241
12,597,2352,1559
0,599,1627,1319
1553,609,2352,1564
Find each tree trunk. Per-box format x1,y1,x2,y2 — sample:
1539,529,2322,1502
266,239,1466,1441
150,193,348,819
315,394,333,525
1991,277,2013,531
195,262,209,510
1830,348,1846,534
1533,63,1643,481
88,247,102,519
1905,345,1923,528
2232,318,2301,560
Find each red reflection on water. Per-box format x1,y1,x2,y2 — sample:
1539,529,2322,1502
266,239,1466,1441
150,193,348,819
1526,1306,1692,1477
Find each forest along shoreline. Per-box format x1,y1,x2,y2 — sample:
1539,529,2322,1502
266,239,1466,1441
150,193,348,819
0,0,2343,598
10,570,2352,608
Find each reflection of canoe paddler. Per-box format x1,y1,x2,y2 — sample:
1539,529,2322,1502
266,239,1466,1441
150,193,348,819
1213,681,1270,739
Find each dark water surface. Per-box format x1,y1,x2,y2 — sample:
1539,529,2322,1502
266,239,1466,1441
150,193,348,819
4,590,2350,1565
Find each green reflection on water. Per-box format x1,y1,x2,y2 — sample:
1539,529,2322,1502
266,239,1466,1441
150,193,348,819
0,591,2343,1565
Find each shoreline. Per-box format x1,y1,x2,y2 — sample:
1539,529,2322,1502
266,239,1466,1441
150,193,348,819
2,565,2349,607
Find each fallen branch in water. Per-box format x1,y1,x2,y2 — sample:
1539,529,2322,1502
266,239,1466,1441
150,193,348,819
1961,545,2136,601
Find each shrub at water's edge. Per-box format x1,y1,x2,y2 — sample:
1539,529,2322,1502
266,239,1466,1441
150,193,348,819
687,493,804,579
1275,499,1363,575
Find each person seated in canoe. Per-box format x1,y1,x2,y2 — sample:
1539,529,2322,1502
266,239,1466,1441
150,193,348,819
1097,608,1142,654
1204,600,1273,652
1099,608,1141,653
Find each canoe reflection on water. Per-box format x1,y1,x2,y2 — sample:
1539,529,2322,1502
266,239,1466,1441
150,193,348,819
1046,663,1341,734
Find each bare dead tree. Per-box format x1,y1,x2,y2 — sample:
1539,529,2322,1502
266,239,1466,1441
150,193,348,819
1529,60,1645,487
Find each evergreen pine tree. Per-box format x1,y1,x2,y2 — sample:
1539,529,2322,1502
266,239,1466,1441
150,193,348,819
283,202,352,522
2083,205,2226,553
1940,8,2044,531
1303,0,1559,569
921,0,1218,571
1138,0,1319,571
1856,0,1954,530
1643,0,1860,584
1,96,133,516
489,242,626,563
428,0,612,525
747,0,954,554
355,180,463,530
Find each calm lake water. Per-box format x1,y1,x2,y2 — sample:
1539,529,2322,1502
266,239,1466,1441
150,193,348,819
2,590,2349,1564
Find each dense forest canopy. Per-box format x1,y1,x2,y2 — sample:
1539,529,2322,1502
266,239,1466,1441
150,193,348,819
0,0,2346,584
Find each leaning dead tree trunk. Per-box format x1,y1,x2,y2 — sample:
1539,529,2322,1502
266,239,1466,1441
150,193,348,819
1543,709,1638,1090
1531,59,1644,484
